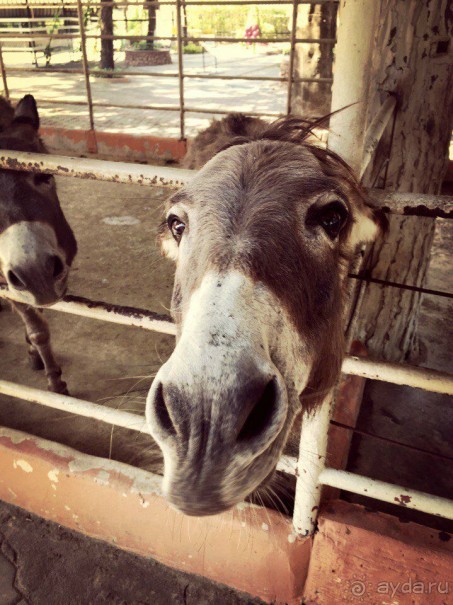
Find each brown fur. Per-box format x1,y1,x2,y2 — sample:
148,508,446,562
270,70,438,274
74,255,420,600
151,115,385,515
182,113,269,169
0,95,77,393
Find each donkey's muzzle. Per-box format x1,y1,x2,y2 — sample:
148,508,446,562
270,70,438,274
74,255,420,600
146,362,288,515
7,253,68,305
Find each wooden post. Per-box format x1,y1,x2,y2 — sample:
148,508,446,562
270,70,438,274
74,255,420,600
292,1,338,118
353,0,453,361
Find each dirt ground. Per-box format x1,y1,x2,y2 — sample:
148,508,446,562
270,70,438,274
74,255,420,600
0,177,173,470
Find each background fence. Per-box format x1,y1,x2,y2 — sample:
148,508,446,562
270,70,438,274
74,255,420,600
0,0,339,139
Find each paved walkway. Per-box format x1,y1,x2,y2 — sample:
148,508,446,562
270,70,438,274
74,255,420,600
6,46,288,138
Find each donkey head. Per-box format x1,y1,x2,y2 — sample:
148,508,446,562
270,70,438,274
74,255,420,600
147,118,384,516
0,95,77,306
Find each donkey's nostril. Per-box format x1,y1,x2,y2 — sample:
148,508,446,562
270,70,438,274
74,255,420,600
154,382,177,437
7,269,26,290
237,378,279,442
46,255,65,280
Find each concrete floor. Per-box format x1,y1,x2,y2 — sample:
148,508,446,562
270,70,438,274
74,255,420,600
6,48,288,137
0,500,264,605
0,177,173,470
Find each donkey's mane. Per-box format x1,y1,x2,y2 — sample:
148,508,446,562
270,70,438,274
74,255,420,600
220,115,362,193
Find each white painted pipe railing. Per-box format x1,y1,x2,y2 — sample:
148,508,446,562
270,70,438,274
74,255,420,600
1,379,452,524
1,149,452,537
2,288,452,396
342,355,453,395
0,379,149,433
0,150,451,218
0,149,193,188
319,468,453,521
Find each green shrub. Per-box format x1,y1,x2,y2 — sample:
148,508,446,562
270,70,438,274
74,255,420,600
183,42,204,54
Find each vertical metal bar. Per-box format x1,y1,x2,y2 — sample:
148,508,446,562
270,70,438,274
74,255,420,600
175,0,185,139
76,0,95,131
25,0,38,68
293,392,333,536
286,0,299,114
0,44,9,100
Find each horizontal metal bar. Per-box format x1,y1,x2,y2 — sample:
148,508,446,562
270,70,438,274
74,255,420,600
371,190,453,219
0,286,176,334
0,150,450,218
342,355,453,395
0,47,49,52
0,150,193,187
5,66,333,84
8,97,293,118
0,379,149,433
1,379,450,522
185,36,336,44
0,32,335,44
1,287,452,395
349,273,453,300
1,1,339,8
10,96,183,111
0,17,80,22
319,468,453,520
184,106,284,117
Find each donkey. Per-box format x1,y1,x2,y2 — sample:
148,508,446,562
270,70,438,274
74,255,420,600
182,113,268,169
0,95,77,394
146,115,385,516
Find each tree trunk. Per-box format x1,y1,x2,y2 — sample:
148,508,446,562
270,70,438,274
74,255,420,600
354,0,453,362
292,2,337,117
182,0,188,40
100,0,114,70
147,2,157,49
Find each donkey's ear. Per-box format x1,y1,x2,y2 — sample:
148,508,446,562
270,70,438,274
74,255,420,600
14,95,40,130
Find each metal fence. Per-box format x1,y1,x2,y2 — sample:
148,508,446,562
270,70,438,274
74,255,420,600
0,0,338,139
0,150,452,536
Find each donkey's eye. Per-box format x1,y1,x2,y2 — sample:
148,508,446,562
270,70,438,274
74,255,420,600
168,216,185,242
317,201,348,239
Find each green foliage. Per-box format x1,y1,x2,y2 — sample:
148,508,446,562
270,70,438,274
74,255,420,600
183,42,204,54
186,5,290,37
131,40,154,50
130,40,168,50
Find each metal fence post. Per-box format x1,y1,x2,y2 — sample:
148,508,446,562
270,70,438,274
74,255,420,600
175,0,185,140
292,392,333,536
286,0,299,114
0,44,9,100
76,0,96,133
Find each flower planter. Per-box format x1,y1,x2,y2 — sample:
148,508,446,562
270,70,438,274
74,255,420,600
124,48,172,67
